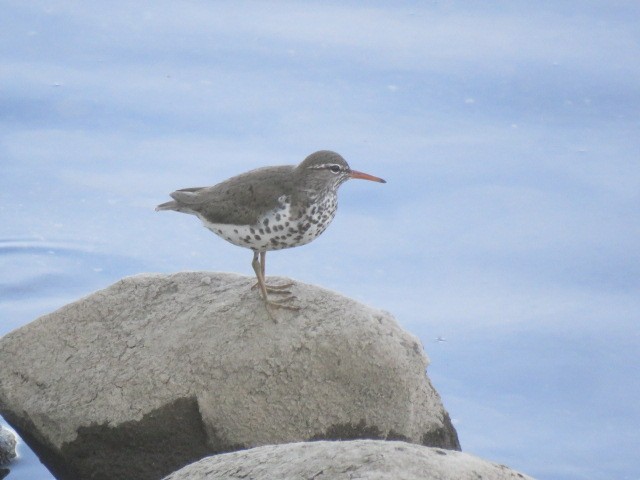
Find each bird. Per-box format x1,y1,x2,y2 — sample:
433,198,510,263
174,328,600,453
156,150,386,313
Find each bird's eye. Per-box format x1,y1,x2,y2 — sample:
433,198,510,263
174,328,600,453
329,165,341,174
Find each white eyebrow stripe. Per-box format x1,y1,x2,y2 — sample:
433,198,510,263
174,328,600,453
308,163,342,170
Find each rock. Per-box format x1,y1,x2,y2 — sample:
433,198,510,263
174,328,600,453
0,426,16,465
163,440,534,480
0,272,459,480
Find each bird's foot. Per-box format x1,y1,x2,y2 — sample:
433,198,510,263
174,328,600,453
266,297,300,310
262,295,300,322
252,281,294,295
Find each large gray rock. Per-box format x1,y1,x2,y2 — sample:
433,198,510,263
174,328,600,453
0,425,16,465
0,272,458,480
163,440,534,480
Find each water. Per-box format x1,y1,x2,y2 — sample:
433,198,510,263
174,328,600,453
2,2,640,479
0,424,50,480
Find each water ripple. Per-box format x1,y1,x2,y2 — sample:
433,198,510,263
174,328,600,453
0,238,147,303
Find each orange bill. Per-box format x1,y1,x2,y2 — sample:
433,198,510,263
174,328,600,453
350,170,386,183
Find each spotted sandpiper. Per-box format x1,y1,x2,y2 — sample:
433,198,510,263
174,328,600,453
156,150,386,312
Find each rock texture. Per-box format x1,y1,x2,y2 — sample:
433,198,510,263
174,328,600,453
0,272,458,480
163,440,534,480
0,425,16,465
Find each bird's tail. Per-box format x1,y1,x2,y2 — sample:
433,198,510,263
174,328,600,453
155,201,179,212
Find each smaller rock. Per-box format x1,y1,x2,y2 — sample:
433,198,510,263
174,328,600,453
0,426,16,465
162,440,534,480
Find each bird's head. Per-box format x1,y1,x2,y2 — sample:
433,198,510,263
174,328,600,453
296,150,386,193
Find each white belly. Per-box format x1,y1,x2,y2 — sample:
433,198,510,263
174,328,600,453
198,196,337,252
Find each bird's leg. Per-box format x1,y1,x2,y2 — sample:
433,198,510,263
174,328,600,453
251,251,299,314
251,251,293,293
251,251,270,301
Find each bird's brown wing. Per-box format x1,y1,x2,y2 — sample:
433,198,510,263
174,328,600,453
169,165,295,225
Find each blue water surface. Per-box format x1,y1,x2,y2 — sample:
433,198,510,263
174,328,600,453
1,2,639,479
